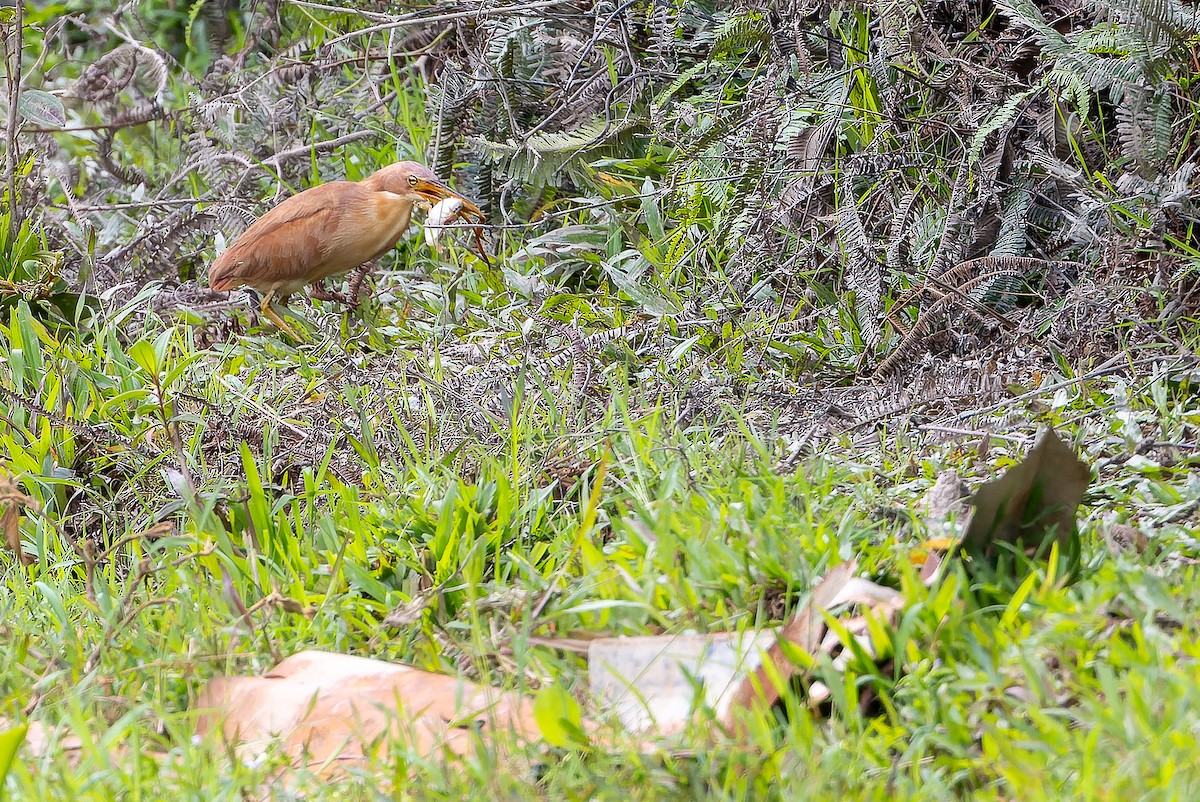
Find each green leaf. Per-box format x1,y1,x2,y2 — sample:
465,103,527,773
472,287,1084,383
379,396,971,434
185,0,210,53
1001,571,1039,630
0,722,27,786
127,340,159,377
533,684,589,749
641,178,664,242
17,91,66,128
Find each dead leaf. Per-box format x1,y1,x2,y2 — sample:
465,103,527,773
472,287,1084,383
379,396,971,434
194,651,543,779
0,718,141,771
724,564,852,728
381,588,437,629
826,575,905,611
922,469,971,533
960,428,1090,572
586,563,906,738
0,474,35,565
919,550,944,585
723,564,899,731
588,630,778,736
1105,523,1149,555
14,721,82,759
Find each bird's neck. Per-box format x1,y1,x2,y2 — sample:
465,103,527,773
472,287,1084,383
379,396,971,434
360,166,406,195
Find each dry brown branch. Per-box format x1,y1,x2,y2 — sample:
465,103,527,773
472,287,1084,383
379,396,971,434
4,0,24,244
262,130,378,170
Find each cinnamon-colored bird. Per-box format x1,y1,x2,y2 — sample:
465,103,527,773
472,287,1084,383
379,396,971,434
209,161,484,339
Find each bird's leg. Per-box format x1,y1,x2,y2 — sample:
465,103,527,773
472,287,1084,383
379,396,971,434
258,288,305,341
346,261,373,305
308,282,349,305
309,262,373,307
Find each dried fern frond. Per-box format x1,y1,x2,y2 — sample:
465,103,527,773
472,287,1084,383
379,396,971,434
68,43,168,105
1114,83,1174,173
534,313,592,395
96,132,147,185
474,116,645,186
837,174,882,348
887,185,924,275
875,266,1032,377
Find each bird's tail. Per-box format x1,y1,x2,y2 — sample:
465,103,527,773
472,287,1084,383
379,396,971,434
208,254,241,292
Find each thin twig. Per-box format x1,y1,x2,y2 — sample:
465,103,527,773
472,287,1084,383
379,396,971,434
953,353,1192,421
322,0,574,48
4,0,24,244
283,0,394,21
263,130,378,169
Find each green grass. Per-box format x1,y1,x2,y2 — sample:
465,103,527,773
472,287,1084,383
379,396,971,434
0,279,1198,799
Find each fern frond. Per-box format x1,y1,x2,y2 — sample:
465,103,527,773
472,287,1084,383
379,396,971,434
427,64,476,179
993,180,1034,256
474,116,644,186
971,87,1039,160
710,11,771,57
838,174,882,348
652,62,710,112
67,43,168,105
97,132,147,185
682,106,751,158
887,186,923,275
1089,0,1200,39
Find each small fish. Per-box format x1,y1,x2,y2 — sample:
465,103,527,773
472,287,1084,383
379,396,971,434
423,197,465,251
423,196,492,266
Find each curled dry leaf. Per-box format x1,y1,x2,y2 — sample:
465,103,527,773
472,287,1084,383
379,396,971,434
0,473,35,565
912,469,971,584
1105,523,1149,555
961,428,1090,572
194,651,544,779
922,469,971,533
587,563,906,738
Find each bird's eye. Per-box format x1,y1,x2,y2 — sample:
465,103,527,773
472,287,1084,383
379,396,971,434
408,174,419,187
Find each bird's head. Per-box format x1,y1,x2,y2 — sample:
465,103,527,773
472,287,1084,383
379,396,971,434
362,161,484,218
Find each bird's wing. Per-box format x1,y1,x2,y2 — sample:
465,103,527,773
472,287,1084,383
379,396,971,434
209,183,363,291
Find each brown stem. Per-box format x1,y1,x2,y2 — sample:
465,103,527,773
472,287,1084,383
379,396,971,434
4,0,23,244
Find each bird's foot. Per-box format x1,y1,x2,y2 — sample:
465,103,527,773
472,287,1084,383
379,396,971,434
309,284,354,305
310,264,373,309
258,299,307,342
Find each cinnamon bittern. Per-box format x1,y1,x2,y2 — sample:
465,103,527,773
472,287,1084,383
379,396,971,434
209,161,485,339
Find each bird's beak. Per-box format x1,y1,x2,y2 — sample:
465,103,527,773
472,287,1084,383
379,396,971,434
412,179,485,221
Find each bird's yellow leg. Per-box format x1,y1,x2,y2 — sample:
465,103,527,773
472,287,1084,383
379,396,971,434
259,288,305,341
